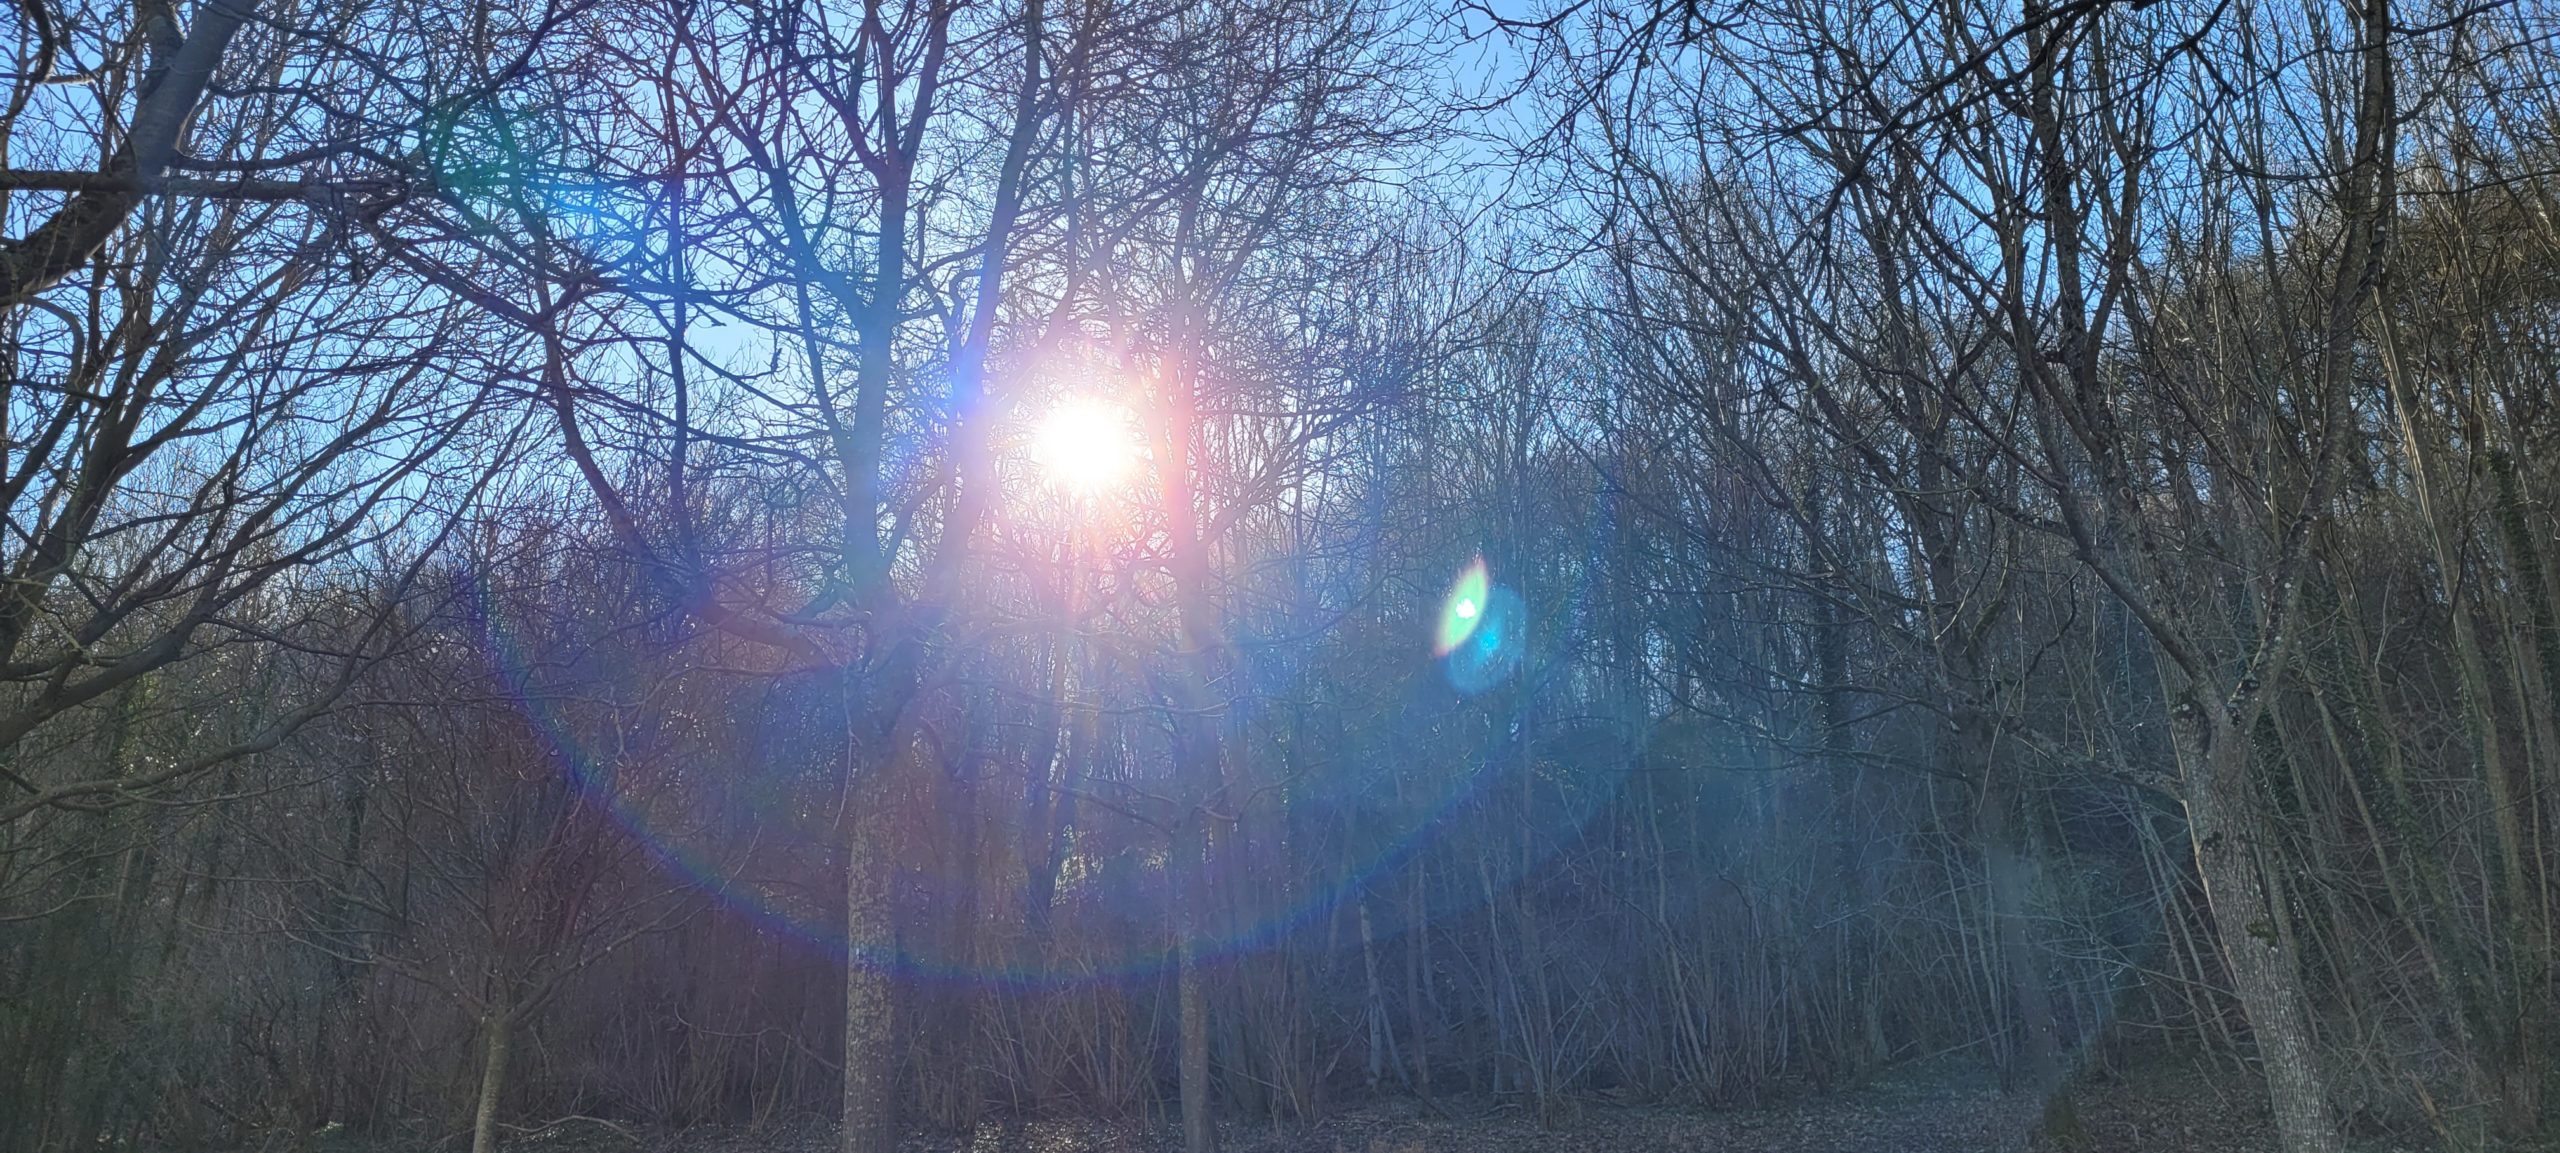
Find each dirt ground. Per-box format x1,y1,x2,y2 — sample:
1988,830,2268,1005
469,1058,2444,1153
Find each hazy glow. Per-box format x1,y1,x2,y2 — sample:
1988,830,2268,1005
1031,398,1139,494
1435,558,1490,656
1444,585,1525,694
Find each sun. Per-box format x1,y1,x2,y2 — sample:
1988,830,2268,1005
1029,398,1140,495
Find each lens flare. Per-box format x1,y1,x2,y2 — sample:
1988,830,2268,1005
1030,398,1139,494
1435,558,1490,656
1445,586,1526,694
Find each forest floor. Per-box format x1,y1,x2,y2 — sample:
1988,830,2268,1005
484,1057,2428,1153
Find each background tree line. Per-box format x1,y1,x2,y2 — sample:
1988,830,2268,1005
5,0,2560,1152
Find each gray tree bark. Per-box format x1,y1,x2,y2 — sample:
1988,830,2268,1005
469,1000,513,1153
2175,708,2341,1153
1174,814,1216,1153
843,758,898,1153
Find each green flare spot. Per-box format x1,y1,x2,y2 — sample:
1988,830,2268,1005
1436,559,1490,656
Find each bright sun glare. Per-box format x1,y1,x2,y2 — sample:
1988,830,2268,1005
1030,398,1139,494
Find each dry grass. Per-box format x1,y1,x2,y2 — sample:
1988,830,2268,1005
464,1059,2449,1153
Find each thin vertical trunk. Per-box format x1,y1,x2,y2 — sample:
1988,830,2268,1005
842,743,898,1153
2484,454,2556,1130
1174,813,1215,1153
936,744,988,1128
1154,280,1229,1152
1981,789,2060,1092
1358,894,1385,1095
469,999,513,1153
1404,869,1435,1102
1813,579,1880,1074
1022,639,1069,941
1031,700,1087,943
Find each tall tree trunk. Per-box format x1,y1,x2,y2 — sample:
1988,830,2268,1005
1174,812,1215,1153
1404,869,1435,1102
469,999,513,1153
1153,286,1230,1153
1358,894,1385,1094
843,759,897,1153
2175,708,2342,1153
1981,783,2060,1093
1812,564,1882,1073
